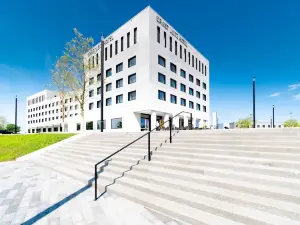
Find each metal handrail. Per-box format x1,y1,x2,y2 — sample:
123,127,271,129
94,111,192,200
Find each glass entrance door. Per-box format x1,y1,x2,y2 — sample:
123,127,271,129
141,114,150,131
179,118,184,129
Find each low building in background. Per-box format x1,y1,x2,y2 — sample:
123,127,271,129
255,121,284,129
26,90,81,133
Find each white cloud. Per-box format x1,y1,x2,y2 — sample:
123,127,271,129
293,93,300,100
269,92,280,97
288,83,300,91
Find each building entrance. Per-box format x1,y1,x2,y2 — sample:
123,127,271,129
140,114,151,131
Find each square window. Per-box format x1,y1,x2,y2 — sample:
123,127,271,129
128,73,136,84
203,94,207,101
97,74,101,82
89,102,94,110
128,56,136,67
111,118,122,129
189,88,194,96
106,98,112,106
189,101,194,109
89,89,94,97
170,63,177,73
97,87,101,95
180,69,186,78
106,68,112,77
116,94,123,104
158,73,166,84
189,74,194,83
180,98,186,106
170,78,177,89
158,55,166,67
106,83,112,92
128,91,136,101
196,91,201,99
180,83,186,92
97,120,106,130
116,63,123,73
97,100,101,108
170,94,177,104
89,77,94,85
203,105,207,112
86,121,93,130
116,79,123,88
203,82,207,90
196,79,200,86
196,103,201,111
158,90,166,101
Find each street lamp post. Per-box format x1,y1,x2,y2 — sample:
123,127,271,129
15,95,18,134
100,34,105,132
252,77,256,128
270,116,272,128
272,105,275,128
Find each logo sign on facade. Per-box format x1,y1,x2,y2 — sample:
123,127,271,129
87,35,114,57
87,43,100,57
156,15,187,47
104,36,114,45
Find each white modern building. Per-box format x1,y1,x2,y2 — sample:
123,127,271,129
26,90,81,133
26,6,210,133
255,121,283,129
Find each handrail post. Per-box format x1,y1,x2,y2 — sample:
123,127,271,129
190,113,193,130
169,117,172,143
148,120,151,161
94,165,97,200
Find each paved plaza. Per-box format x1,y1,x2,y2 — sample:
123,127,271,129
0,161,180,225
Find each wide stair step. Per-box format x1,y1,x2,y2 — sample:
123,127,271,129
28,129,300,224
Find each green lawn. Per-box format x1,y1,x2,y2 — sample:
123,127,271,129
0,133,75,162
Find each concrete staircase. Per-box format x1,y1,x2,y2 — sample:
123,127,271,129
30,129,300,225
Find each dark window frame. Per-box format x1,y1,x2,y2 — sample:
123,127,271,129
158,90,166,101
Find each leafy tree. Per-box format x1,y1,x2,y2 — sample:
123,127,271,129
59,28,94,131
283,119,300,127
235,117,253,128
6,124,21,133
0,116,6,129
51,59,71,132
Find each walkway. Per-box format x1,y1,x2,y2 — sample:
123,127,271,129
0,161,180,225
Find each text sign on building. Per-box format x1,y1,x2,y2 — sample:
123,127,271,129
87,44,101,57
156,16,188,47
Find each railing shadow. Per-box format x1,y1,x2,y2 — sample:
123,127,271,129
95,130,180,199
21,161,111,225
22,130,182,224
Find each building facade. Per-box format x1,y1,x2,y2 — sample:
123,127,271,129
26,6,210,133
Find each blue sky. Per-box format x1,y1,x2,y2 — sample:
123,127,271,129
1,0,300,130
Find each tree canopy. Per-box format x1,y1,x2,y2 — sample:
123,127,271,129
235,117,253,128
6,124,21,133
283,119,300,127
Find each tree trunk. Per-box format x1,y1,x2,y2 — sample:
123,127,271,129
81,104,85,132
